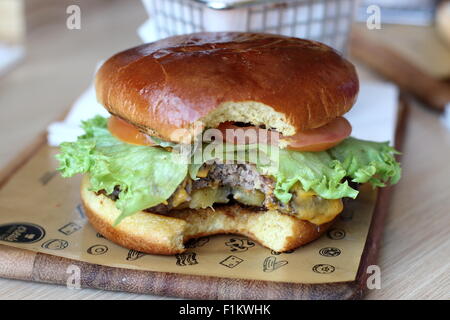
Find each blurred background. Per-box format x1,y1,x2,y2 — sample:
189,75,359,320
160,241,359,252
0,0,449,299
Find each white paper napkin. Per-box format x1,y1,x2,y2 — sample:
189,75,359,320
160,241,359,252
47,82,399,146
47,83,109,146
0,43,24,77
345,82,399,144
442,103,450,130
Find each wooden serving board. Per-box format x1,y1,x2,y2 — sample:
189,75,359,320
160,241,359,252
0,102,408,300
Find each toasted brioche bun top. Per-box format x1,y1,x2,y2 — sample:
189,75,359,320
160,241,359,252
96,32,359,143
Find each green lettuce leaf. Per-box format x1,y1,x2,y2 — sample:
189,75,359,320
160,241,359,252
269,138,401,203
56,116,401,222
56,116,188,224
150,136,177,148
271,150,358,203
328,137,401,187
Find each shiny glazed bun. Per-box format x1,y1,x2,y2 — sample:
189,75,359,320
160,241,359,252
95,32,359,143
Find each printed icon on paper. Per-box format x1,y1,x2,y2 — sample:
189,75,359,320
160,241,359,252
263,256,288,272
126,249,145,261
225,238,255,252
219,255,244,268
185,237,209,248
327,228,346,240
58,222,82,236
319,247,341,257
312,264,335,274
270,249,294,255
41,239,69,250
39,170,58,185
0,223,46,244
87,244,108,255
175,252,198,266
75,203,86,219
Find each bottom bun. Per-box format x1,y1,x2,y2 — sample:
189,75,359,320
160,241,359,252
81,176,337,255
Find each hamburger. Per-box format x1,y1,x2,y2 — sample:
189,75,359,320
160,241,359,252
57,32,401,255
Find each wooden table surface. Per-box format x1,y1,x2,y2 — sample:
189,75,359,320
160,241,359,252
0,0,449,300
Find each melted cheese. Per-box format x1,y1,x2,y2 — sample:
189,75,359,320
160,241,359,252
232,187,265,207
172,188,190,207
290,183,343,225
168,181,342,225
196,167,210,178
189,187,230,209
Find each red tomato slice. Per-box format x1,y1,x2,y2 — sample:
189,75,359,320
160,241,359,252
108,116,155,146
283,117,352,151
217,117,351,152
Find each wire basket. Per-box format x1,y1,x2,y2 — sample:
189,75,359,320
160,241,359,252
356,0,437,26
141,0,358,54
